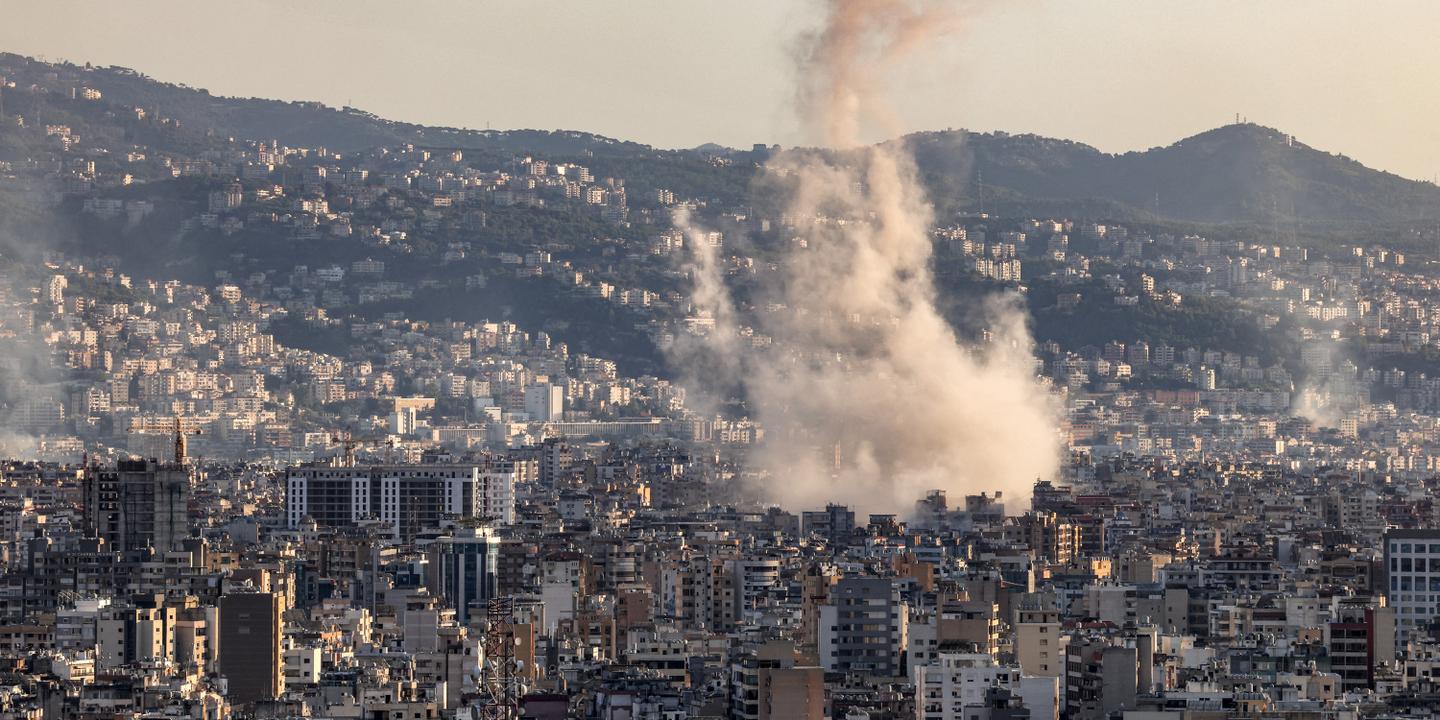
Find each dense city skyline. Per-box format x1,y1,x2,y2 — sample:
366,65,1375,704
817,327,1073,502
6,3,1440,718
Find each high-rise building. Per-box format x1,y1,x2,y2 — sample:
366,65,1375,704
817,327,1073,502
1383,529,1439,645
96,594,176,669
424,525,501,624
730,559,782,615
1017,511,1082,564
1327,598,1395,692
83,458,191,552
1014,605,1064,677
218,590,283,705
285,461,517,540
540,552,587,635
802,504,856,546
936,596,1002,657
818,577,907,677
729,643,825,720
913,652,1024,720
524,383,564,422
390,406,418,436
538,438,572,487
1063,636,1139,720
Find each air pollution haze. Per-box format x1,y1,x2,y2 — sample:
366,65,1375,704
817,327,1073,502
676,0,1060,515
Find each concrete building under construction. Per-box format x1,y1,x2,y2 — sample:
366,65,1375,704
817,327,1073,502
81,457,192,553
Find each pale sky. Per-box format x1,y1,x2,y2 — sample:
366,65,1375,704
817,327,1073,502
3,1,1440,179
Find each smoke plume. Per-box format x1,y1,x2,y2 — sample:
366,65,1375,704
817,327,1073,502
674,0,1060,515
1291,340,1364,430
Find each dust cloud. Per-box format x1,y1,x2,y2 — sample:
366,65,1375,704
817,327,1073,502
674,0,1061,515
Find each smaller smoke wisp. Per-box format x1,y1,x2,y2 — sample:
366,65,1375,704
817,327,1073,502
673,0,1060,515
1292,341,1365,430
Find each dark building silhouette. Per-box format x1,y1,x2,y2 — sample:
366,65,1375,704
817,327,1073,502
218,590,284,705
82,458,191,552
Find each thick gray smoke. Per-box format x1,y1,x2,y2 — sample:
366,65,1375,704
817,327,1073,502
675,0,1061,515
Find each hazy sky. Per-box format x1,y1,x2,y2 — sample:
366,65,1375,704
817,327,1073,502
4,1,1440,179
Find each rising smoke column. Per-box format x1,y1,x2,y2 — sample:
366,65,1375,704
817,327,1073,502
677,0,1060,514
670,205,747,415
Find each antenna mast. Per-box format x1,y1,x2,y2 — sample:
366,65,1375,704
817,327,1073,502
480,597,522,720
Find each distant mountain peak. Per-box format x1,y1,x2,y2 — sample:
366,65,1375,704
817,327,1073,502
907,122,1439,227
5,50,1435,229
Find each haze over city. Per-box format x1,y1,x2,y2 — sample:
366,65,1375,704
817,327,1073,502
5,1,1440,179
4,2,1440,719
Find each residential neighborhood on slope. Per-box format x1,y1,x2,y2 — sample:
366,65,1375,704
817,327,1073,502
5,46,1440,720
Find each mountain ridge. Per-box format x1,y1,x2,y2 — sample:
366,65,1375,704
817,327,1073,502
905,123,1440,228
0,52,654,157
5,51,1440,229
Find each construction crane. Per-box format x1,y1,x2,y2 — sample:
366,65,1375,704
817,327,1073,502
128,416,203,464
330,430,398,467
